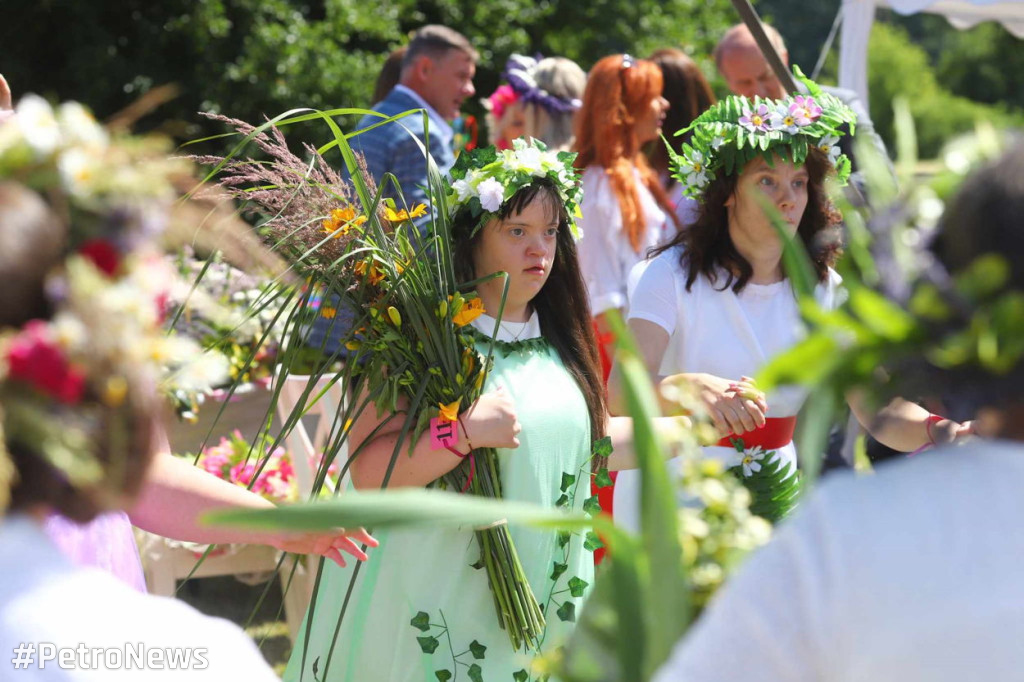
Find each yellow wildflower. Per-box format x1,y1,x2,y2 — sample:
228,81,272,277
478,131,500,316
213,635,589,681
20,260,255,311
438,398,461,423
452,296,485,327
384,203,428,222
321,306,337,319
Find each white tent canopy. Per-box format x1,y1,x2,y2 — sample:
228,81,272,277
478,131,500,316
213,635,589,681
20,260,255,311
838,0,1024,108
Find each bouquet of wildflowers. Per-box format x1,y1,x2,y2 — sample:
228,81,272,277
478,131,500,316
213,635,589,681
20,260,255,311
200,116,552,650
329,195,553,650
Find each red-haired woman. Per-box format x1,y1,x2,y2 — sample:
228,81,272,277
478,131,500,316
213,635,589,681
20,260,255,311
573,54,680,381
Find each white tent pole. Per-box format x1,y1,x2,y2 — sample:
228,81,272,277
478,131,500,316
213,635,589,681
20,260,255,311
839,0,878,109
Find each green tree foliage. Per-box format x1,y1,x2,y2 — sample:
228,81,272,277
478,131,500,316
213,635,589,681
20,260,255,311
935,22,1024,114
3,0,735,149
866,22,1022,159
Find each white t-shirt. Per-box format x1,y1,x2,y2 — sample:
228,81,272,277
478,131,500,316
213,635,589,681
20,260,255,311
613,247,843,532
653,439,1024,682
0,516,279,680
577,165,672,315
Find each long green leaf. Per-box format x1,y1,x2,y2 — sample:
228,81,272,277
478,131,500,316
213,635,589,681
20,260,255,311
204,488,609,535
604,312,690,678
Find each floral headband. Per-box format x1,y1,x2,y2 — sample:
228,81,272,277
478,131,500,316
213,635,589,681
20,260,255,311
0,96,227,510
503,54,582,115
485,84,519,121
669,67,857,202
445,137,584,240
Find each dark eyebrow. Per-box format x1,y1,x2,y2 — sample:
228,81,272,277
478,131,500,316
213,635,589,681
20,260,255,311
505,220,559,227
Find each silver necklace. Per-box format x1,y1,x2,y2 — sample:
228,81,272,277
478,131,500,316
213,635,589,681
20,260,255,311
499,319,528,343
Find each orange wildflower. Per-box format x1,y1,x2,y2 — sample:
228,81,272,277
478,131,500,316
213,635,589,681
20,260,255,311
452,297,485,327
354,260,385,286
321,306,337,319
438,398,461,423
322,205,367,238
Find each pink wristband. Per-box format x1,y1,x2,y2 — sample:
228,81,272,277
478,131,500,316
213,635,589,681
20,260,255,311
430,417,458,450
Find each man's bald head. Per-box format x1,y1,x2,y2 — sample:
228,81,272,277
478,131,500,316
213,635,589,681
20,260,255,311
714,23,789,100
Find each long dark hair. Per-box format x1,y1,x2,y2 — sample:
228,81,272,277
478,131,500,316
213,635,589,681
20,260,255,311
646,48,716,178
651,147,842,293
452,179,608,467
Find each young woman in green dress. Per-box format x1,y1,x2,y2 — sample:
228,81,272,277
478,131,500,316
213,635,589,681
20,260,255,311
285,141,681,682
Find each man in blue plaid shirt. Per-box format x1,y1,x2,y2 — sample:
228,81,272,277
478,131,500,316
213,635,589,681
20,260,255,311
351,25,477,211
308,26,476,355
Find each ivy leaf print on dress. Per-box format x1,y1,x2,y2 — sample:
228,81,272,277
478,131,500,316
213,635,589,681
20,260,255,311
417,636,440,654
556,601,576,622
410,611,431,632
567,576,589,598
468,663,484,682
469,640,487,660
583,531,604,551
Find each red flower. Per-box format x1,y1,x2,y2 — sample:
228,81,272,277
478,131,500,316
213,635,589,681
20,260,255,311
6,320,86,403
155,290,171,325
78,239,121,276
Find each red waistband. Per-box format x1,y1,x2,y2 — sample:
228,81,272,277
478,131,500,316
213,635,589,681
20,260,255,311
716,415,797,450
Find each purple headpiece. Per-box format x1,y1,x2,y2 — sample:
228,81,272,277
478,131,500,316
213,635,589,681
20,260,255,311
502,54,582,115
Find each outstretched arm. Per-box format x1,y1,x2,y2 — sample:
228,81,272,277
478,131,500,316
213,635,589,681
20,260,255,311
128,429,377,567
847,392,972,452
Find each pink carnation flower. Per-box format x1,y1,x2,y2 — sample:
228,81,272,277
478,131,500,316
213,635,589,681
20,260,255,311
230,460,257,488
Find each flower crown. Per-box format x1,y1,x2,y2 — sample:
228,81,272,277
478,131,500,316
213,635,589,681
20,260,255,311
669,67,858,202
0,96,228,510
503,54,582,115
445,138,584,240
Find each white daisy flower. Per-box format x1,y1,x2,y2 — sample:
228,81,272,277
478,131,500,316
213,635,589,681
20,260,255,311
817,135,842,164
15,93,61,155
741,454,762,477
769,105,800,134
57,101,108,150
57,147,102,198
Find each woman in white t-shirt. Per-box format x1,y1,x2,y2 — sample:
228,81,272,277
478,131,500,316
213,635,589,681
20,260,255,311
573,54,681,380
607,84,972,532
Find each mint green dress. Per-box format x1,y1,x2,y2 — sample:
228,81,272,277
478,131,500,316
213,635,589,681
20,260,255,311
284,322,596,682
